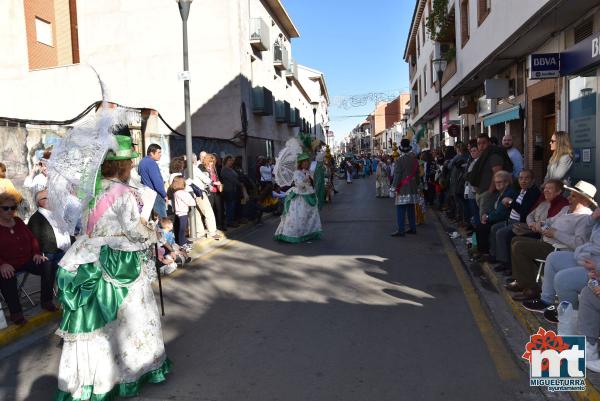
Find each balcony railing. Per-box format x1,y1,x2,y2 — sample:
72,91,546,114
273,43,290,71
286,59,298,80
250,18,269,51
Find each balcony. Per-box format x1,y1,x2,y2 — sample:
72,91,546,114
250,18,269,51
286,59,298,81
273,43,290,71
252,86,273,116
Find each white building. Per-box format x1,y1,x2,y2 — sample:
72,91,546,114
404,0,599,183
0,0,329,182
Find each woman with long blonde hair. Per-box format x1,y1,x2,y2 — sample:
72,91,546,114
545,131,573,183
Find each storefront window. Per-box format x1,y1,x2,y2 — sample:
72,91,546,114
568,74,597,183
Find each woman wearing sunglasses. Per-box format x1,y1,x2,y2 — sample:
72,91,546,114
0,192,54,325
545,131,573,184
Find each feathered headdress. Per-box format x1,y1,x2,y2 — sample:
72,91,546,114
46,68,139,234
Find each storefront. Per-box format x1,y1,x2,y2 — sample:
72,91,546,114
562,34,600,185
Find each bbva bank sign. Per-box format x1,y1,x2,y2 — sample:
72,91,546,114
529,34,600,78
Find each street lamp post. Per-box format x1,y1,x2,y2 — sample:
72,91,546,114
432,57,447,147
177,0,196,237
324,124,330,147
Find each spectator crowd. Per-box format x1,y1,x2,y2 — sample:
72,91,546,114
0,142,317,327
426,130,600,373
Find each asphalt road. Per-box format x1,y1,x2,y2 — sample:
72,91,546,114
0,175,551,401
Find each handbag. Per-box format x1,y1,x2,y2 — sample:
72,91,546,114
512,222,533,236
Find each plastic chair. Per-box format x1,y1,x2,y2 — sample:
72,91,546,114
535,244,568,284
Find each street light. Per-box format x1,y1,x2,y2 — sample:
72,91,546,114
177,0,196,236
324,123,330,146
432,57,447,147
311,101,319,138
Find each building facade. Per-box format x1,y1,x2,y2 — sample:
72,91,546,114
404,0,599,185
1,0,329,188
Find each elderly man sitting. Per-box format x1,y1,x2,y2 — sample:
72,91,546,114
27,189,72,275
522,181,599,322
507,181,596,301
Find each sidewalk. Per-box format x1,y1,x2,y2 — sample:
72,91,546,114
0,216,268,349
438,211,600,401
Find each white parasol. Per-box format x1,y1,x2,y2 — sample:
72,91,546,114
273,137,303,187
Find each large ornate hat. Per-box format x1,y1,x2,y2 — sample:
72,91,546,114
297,153,311,162
105,135,139,161
565,180,598,207
400,138,412,153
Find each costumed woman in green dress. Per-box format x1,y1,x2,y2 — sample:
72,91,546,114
274,153,322,243
49,113,170,399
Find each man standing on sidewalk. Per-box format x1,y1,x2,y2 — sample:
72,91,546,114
139,144,168,218
502,135,523,179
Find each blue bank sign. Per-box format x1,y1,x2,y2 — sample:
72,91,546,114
529,53,560,79
561,33,600,76
530,34,600,79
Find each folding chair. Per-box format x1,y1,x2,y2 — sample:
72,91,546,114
0,271,38,311
535,244,568,284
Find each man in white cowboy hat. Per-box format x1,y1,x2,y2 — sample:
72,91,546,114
509,180,596,304
521,180,600,322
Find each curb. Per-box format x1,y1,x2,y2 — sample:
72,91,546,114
0,309,60,348
441,213,600,401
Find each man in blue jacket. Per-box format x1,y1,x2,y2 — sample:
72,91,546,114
138,144,167,218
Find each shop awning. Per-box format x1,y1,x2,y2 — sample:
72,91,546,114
483,106,521,127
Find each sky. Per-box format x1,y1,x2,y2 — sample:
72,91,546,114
284,0,416,145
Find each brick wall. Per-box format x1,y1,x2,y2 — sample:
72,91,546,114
24,0,58,70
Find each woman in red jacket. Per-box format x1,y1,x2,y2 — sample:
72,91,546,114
0,193,55,325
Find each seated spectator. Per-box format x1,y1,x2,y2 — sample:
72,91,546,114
489,170,540,271
507,181,596,301
522,182,599,322
577,269,600,372
474,171,517,256
494,179,568,275
27,189,72,274
157,217,190,275
255,184,286,224
0,162,23,204
0,193,55,325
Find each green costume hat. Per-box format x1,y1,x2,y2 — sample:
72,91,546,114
297,153,311,162
105,135,140,161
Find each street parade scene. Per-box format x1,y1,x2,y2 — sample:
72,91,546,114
2,0,600,400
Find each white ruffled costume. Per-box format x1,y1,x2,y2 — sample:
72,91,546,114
274,170,322,243
54,179,169,400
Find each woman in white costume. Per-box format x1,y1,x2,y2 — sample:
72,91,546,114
274,153,322,243
53,135,170,401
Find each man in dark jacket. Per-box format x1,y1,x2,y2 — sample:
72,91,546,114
138,144,167,218
391,139,419,237
489,169,540,270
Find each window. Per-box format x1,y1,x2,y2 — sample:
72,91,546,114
421,17,426,43
430,55,434,88
417,34,420,58
35,17,53,46
460,0,470,47
478,0,491,26
423,66,427,95
24,0,79,70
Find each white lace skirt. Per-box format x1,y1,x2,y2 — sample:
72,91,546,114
274,196,322,243
56,271,167,399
